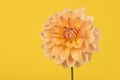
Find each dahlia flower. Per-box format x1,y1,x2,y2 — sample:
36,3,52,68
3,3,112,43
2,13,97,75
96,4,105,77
40,8,101,68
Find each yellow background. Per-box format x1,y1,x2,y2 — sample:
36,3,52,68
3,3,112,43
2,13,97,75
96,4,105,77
0,0,120,80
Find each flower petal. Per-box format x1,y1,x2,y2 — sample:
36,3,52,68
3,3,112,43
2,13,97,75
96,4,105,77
81,40,89,52
82,52,92,62
75,8,86,20
63,8,73,18
93,28,101,41
74,17,82,28
67,55,75,67
88,33,95,43
43,39,55,49
87,44,99,53
52,38,64,45
74,39,83,48
71,48,84,63
52,45,62,56
71,48,80,60
65,41,75,48
55,56,64,64
75,61,81,68
44,48,54,58
62,60,68,68
42,31,60,38
84,16,94,30
60,47,70,61
54,46,64,64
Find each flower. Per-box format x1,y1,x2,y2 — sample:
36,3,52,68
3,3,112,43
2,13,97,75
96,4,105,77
40,8,101,68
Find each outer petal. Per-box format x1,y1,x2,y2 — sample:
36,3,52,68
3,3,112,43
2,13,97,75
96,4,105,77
59,16,68,27
75,61,81,68
47,16,56,25
62,60,68,68
71,48,84,63
82,52,92,62
42,30,60,38
52,45,62,57
43,39,55,49
54,46,64,64
87,44,99,53
74,17,82,28
93,27,101,41
55,56,64,64
44,47,54,58
63,8,73,19
71,48,81,61
88,33,95,43
84,16,94,30
74,8,86,20
67,55,76,67
81,40,89,52
60,47,70,61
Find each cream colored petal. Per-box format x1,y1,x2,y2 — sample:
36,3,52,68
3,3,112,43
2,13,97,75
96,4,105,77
52,38,64,45
75,8,86,20
47,16,57,25
81,40,89,52
44,48,54,58
54,12,61,23
94,27,100,32
67,55,75,67
44,26,61,34
43,24,51,30
75,61,81,68
62,8,73,18
43,39,55,49
86,16,94,22
93,28,101,41
94,33,101,41
54,46,64,64
74,17,82,28
43,31,60,38
62,8,74,27
60,47,70,61
65,41,71,48
52,45,62,56
55,56,64,64
88,33,95,43
59,16,68,26
74,39,83,48
62,60,68,68
43,26,59,33
87,44,99,53
82,52,92,62
40,32,44,40
65,41,75,48
84,16,94,30
71,48,80,61
41,45,44,49
71,48,84,63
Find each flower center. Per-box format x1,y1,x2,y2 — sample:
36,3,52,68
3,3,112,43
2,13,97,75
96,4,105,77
63,27,79,41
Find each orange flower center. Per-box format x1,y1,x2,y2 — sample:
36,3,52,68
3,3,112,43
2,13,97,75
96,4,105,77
63,27,79,41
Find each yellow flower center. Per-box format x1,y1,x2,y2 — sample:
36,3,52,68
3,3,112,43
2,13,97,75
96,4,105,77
63,27,79,41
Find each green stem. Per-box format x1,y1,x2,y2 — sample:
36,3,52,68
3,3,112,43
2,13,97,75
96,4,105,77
71,67,74,80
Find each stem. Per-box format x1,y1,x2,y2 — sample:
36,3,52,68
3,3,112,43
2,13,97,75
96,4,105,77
71,67,74,80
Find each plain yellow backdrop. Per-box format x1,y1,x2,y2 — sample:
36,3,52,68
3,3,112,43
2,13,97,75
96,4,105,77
0,0,120,80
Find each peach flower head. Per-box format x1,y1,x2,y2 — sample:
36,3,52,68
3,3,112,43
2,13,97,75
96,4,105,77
40,8,101,68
